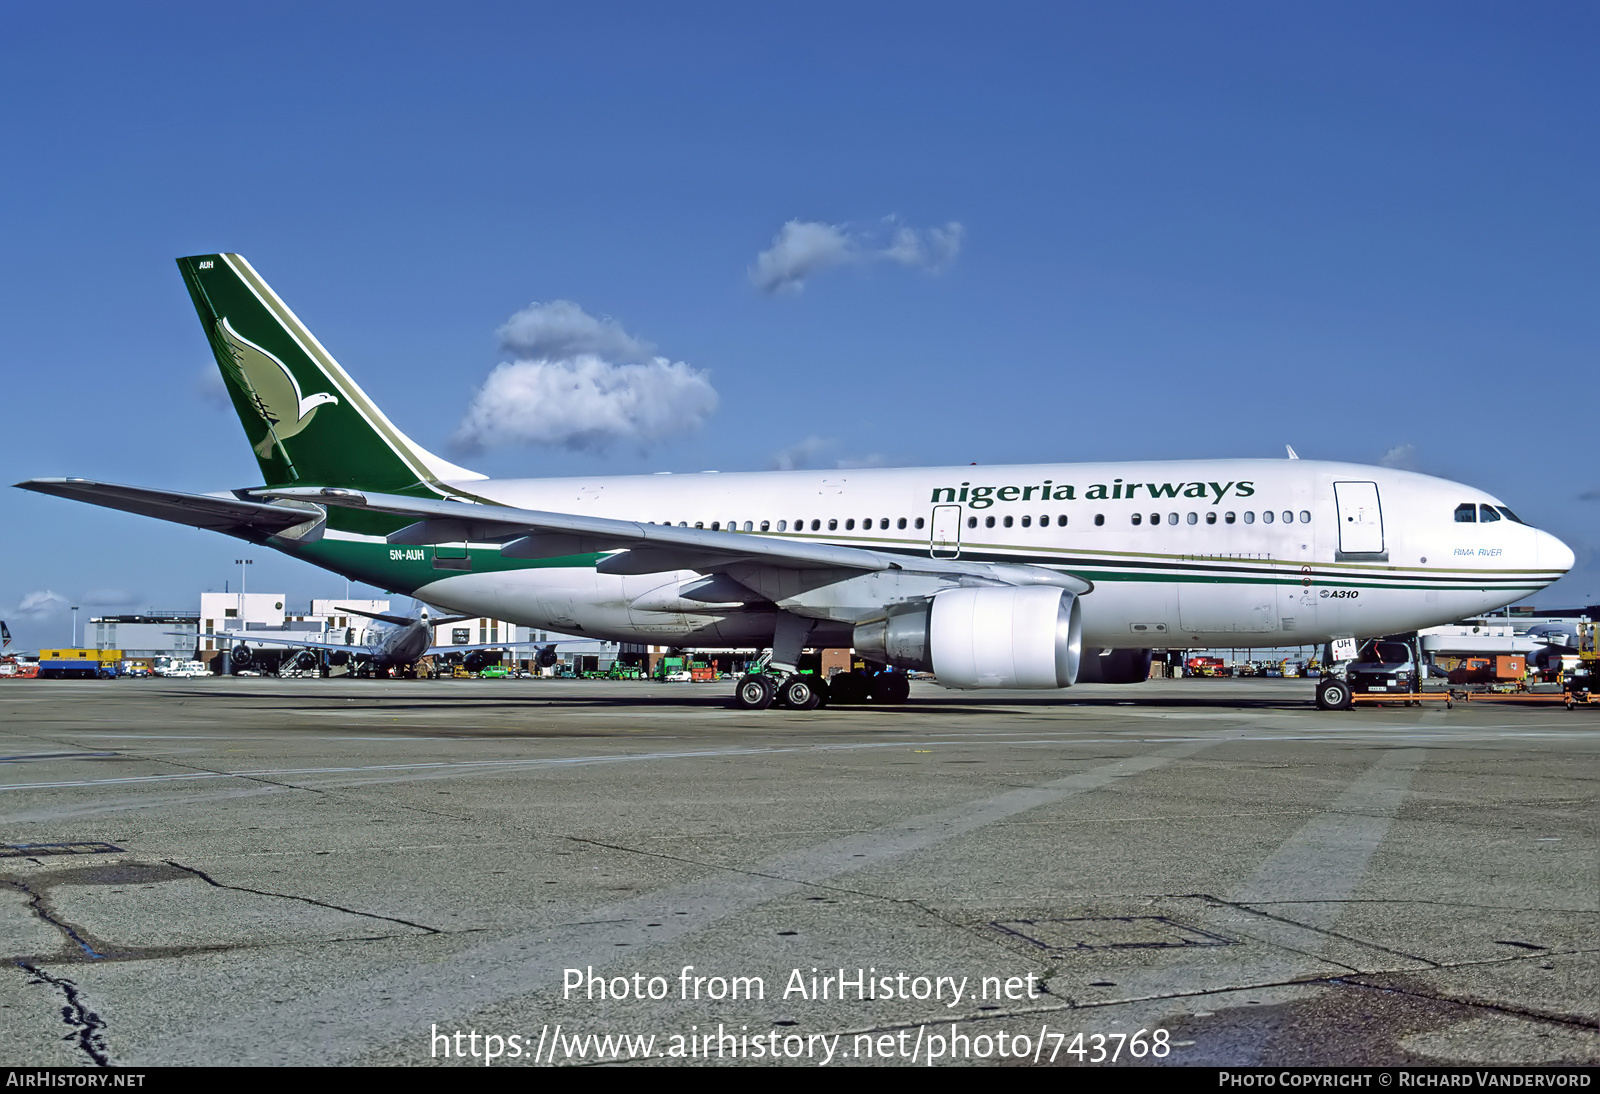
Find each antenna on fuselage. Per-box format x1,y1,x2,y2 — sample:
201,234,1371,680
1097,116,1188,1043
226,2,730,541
1285,445,1300,459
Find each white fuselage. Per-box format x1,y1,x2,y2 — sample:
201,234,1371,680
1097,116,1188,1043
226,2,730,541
371,458,1570,651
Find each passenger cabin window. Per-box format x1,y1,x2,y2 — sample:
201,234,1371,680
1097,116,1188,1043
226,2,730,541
1299,510,1311,523
1057,515,1068,526
1094,514,1104,526
1022,515,1033,527
1225,512,1236,524
1205,512,1216,524
1186,512,1197,525
1002,515,1013,528
845,519,855,530
1243,512,1255,524
915,517,925,529
1166,512,1178,525
880,518,889,530
985,516,995,528
828,519,838,531
968,516,977,528
776,520,786,531
897,517,907,529
1131,513,1142,525
1454,503,1477,523
759,521,769,531
811,519,821,531
1262,511,1274,524
1479,505,1501,522
1282,511,1293,524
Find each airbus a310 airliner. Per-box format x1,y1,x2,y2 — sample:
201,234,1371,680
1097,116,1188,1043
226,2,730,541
18,255,1574,710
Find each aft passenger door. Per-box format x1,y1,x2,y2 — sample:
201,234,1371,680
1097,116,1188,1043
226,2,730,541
1334,481,1386,558
930,504,962,558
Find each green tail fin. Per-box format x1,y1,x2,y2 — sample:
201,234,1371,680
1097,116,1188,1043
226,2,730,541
177,254,483,492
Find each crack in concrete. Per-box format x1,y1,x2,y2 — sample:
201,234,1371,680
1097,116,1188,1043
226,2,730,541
1188,893,1441,968
1,879,106,959
1329,975,1600,1031
142,754,326,795
163,859,441,934
17,962,110,1066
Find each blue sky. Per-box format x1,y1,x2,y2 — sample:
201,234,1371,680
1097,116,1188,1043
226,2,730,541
2,2,1595,649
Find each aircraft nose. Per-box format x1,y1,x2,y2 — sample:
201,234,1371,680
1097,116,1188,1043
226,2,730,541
1538,529,1575,575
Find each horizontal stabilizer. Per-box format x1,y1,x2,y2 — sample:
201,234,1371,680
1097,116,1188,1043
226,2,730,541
16,478,326,541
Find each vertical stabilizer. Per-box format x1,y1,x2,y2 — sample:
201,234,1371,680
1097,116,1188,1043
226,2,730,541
177,254,484,491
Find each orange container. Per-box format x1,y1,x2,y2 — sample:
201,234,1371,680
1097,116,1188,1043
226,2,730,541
1495,655,1526,680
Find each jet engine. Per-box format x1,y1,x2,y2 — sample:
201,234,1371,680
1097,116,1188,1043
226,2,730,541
464,650,501,673
1075,648,1154,684
229,644,253,669
535,644,559,669
853,586,1081,689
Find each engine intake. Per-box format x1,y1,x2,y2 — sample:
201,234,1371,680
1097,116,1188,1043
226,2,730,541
854,586,1081,689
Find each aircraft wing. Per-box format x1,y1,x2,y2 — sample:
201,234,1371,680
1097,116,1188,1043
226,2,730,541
17,479,326,541
256,487,1092,592
183,631,371,655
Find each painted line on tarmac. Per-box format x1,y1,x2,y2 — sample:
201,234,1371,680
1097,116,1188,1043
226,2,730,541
1066,748,1433,1014
0,738,1217,792
130,735,1229,1065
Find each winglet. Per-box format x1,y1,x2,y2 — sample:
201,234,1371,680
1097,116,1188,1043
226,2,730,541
1285,445,1300,460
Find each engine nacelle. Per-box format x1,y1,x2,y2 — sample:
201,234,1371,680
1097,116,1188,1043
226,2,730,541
229,644,253,668
1074,648,1154,684
854,586,1081,689
464,650,502,673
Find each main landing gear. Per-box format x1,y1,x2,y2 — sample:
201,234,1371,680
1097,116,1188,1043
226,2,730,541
733,663,911,712
733,664,831,711
734,615,913,713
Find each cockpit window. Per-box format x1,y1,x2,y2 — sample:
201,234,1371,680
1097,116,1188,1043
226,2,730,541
1454,503,1477,523
1496,506,1526,524
1478,505,1501,523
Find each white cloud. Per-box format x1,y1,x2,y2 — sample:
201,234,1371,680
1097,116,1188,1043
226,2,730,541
13,590,68,621
1379,444,1419,471
770,435,838,471
454,302,717,453
769,436,890,471
750,218,965,294
497,300,654,364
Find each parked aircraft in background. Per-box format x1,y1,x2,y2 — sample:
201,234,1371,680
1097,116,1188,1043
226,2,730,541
188,605,522,676
18,255,1574,710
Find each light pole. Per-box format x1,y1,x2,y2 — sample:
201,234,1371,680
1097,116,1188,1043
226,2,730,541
234,559,252,623
71,606,80,648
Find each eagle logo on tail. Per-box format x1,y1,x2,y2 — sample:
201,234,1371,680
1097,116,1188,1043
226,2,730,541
214,318,340,457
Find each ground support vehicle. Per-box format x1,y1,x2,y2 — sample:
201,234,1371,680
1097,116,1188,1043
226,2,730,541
37,649,122,679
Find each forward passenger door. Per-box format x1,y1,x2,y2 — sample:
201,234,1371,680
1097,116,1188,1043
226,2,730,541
930,504,962,558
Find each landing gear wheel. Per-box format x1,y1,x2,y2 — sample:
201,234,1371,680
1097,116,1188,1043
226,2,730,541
870,673,911,703
779,676,822,710
734,674,776,710
1316,680,1352,711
